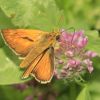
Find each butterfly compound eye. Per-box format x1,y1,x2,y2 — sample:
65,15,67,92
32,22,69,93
56,35,60,41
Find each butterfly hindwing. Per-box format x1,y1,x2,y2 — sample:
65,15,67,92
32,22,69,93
32,47,54,83
23,47,54,84
22,52,43,79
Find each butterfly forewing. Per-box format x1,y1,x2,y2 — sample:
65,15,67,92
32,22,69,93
1,29,47,56
1,29,54,68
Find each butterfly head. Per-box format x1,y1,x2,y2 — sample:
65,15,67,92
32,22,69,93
52,28,61,41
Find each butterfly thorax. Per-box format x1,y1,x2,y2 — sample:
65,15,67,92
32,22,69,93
47,31,60,47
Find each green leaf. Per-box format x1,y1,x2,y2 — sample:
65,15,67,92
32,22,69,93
92,57,100,69
0,0,37,28
88,81,100,100
76,86,91,100
85,30,100,56
92,94,100,100
0,85,33,100
0,86,24,100
89,82,100,93
0,0,66,31
0,8,14,29
0,46,29,85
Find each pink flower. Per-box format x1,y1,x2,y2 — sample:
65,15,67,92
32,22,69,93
83,59,94,73
25,95,33,100
54,29,96,80
77,36,88,48
65,50,74,57
58,60,64,64
85,51,97,58
87,66,94,73
14,83,28,91
67,59,80,68
59,30,88,49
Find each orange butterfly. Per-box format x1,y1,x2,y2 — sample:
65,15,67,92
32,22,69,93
1,29,60,84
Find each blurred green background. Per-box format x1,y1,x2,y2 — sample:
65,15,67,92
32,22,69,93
0,0,100,100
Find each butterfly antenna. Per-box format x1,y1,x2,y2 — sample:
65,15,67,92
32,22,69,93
69,27,76,44
57,15,64,29
66,27,75,32
61,27,76,44
53,15,64,33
